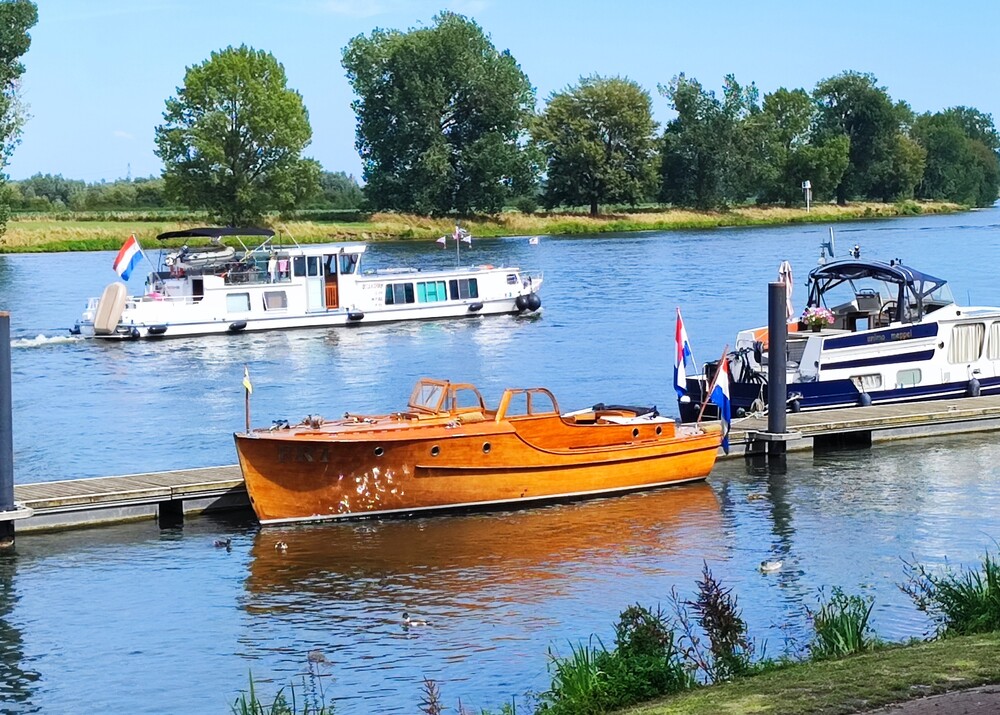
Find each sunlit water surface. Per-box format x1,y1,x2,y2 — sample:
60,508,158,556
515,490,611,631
0,209,999,711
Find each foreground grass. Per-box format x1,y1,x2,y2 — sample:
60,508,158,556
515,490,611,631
617,632,1000,715
0,200,964,253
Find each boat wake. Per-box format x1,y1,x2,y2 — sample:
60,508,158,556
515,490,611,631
11,333,83,348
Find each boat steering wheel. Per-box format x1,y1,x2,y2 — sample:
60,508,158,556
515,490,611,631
878,300,897,326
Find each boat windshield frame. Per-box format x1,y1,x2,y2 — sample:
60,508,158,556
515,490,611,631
496,388,560,421
407,379,486,415
805,259,950,323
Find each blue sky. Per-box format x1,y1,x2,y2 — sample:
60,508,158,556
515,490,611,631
8,0,1000,182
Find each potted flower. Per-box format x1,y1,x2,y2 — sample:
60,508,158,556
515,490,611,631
802,306,835,332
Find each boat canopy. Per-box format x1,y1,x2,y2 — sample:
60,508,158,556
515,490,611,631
806,258,950,323
156,227,275,241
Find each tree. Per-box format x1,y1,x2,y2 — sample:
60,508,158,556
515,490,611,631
154,45,320,226
813,71,907,204
343,12,536,215
309,171,364,210
532,75,657,215
0,0,37,237
913,108,1000,206
658,74,759,209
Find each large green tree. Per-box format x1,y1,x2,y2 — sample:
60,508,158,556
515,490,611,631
154,45,319,226
913,108,1000,206
532,75,657,216
812,71,921,203
343,12,536,215
658,74,760,209
0,0,37,237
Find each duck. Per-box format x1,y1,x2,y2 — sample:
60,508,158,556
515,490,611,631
213,537,232,549
275,541,288,552
402,612,429,627
759,560,783,573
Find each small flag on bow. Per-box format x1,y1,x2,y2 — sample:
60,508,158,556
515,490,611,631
242,365,253,395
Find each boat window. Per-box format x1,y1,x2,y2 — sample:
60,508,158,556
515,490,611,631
417,281,448,303
506,274,518,285
410,382,445,411
896,368,921,388
192,278,204,303
307,256,321,277
293,256,306,277
987,322,1000,360
449,278,479,300
385,283,415,305
339,253,359,275
948,323,985,364
226,293,251,312
504,391,529,417
263,291,287,311
850,374,882,391
451,387,484,411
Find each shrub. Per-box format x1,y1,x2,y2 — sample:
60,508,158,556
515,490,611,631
902,550,1000,636
808,587,878,659
512,195,539,214
682,562,757,682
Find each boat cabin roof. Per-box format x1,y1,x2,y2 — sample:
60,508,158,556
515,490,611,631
807,259,947,294
156,227,275,241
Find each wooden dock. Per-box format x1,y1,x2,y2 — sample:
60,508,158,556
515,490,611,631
7,394,1000,532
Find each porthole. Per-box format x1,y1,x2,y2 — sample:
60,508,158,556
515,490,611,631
655,425,662,435
374,446,384,457
430,445,440,457
482,442,491,454
632,428,640,438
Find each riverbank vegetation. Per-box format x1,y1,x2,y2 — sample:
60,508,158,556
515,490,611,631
234,547,1000,714
0,200,963,253
1,8,997,238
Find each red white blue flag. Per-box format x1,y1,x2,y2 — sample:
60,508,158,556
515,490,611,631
674,308,694,399
112,234,143,281
709,358,731,454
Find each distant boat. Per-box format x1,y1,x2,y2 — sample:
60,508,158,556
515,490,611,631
235,377,723,524
528,236,540,245
73,227,543,340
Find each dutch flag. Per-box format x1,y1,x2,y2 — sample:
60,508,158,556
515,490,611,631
674,308,695,399
112,234,144,281
709,358,732,454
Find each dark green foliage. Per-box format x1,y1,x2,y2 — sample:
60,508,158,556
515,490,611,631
532,75,658,216
155,45,320,226
902,551,1000,636
306,171,364,210
913,108,1000,206
538,605,691,713
343,12,536,216
690,562,756,681
812,71,923,204
512,194,538,214
808,587,878,659
8,174,169,211
0,0,37,238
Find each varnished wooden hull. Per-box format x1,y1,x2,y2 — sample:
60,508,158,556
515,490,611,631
234,416,722,524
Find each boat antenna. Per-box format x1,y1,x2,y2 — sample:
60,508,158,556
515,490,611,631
818,227,836,265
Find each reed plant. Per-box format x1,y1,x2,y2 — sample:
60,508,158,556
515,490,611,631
807,587,878,659
902,550,1000,636
672,562,758,683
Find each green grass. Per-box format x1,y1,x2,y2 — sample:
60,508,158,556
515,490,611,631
0,200,966,253
903,550,1000,636
808,588,878,660
616,633,1000,715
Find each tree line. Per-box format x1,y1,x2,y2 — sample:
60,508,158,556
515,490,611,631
0,5,997,229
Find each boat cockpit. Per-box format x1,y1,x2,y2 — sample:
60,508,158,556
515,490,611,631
805,259,954,331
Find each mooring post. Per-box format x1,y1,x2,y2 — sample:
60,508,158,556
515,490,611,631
766,283,788,463
0,312,15,550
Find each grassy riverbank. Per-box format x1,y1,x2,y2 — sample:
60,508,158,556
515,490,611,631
618,633,1000,714
0,200,964,253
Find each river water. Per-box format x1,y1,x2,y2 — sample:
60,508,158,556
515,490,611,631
1,208,999,712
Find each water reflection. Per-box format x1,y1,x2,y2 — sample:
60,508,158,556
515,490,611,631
0,556,38,712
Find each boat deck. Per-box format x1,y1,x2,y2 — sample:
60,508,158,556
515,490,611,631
7,394,1000,533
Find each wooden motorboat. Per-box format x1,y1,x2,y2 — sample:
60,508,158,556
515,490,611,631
234,378,723,524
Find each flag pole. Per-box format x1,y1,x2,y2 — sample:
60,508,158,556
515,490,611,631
696,344,729,424
243,364,252,432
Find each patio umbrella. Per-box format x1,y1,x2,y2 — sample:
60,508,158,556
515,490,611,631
778,260,794,321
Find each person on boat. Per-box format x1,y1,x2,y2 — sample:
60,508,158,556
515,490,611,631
268,251,278,283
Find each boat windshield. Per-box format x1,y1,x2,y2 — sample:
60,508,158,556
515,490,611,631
407,380,487,414
409,381,447,413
